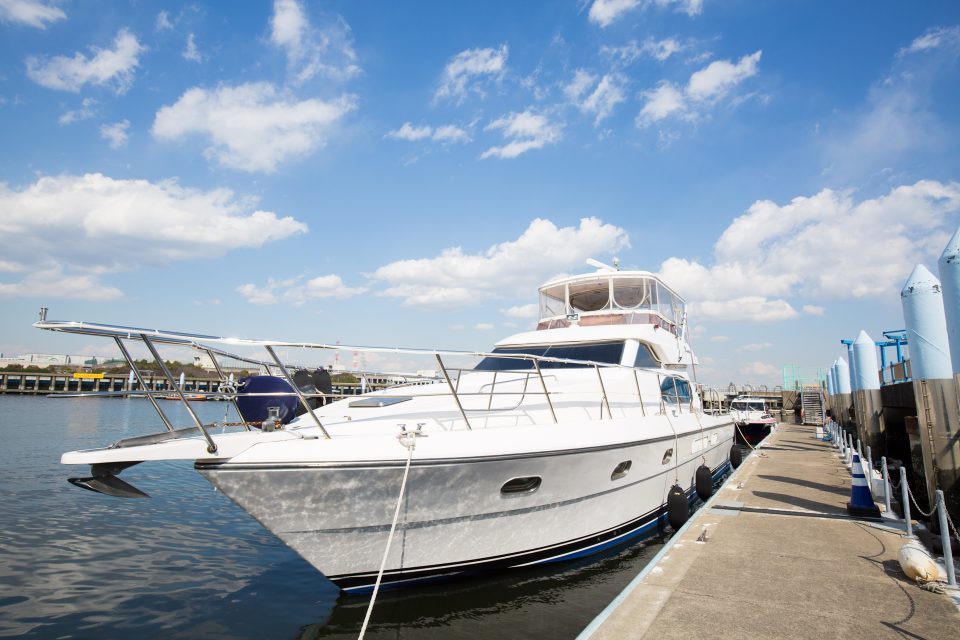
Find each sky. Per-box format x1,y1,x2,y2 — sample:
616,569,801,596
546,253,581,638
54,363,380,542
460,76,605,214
1,0,959,388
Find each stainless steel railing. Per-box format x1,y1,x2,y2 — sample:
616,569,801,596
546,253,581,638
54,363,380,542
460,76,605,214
34,319,714,444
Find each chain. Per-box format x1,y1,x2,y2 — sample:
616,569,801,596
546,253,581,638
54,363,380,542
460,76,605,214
947,507,960,546
888,468,960,544
905,481,937,518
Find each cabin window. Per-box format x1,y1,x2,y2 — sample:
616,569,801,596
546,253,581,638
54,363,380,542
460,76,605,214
475,342,625,371
660,377,692,404
539,284,567,318
501,476,542,496
634,344,659,368
613,277,655,310
569,280,612,313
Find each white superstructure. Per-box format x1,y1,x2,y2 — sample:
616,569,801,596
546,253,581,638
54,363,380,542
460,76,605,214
43,262,735,592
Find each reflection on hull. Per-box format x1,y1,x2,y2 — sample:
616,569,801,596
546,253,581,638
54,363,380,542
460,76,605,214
200,443,732,593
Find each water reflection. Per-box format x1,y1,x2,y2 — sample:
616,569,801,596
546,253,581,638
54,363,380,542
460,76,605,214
0,396,668,639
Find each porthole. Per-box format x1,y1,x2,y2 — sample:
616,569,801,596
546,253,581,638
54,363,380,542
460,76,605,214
501,476,542,497
661,448,674,465
611,460,632,480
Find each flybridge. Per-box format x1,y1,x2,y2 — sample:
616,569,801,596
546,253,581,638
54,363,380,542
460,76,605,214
537,269,686,336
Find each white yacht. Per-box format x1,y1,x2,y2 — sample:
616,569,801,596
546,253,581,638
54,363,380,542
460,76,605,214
42,263,736,592
729,396,777,444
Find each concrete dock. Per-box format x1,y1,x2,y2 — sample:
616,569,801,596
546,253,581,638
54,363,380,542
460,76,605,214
580,423,960,639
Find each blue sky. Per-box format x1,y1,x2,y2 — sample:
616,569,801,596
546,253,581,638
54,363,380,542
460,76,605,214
1,0,959,387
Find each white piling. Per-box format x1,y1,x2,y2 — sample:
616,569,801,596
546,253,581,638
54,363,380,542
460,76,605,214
901,264,960,515
937,226,960,375
834,358,853,427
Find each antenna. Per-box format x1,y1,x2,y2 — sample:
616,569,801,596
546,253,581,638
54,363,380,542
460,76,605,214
585,258,615,272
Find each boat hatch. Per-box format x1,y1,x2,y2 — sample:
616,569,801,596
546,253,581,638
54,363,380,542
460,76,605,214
349,396,412,408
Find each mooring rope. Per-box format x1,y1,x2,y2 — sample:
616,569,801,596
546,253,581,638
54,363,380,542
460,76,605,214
357,428,418,640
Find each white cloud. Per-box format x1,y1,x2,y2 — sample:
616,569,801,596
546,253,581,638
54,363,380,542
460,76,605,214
637,51,760,127
741,342,772,352
566,72,625,126
386,122,471,144
564,69,596,102
502,303,538,319
152,82,357,173
603,37,684,65
0,266,122,300
588,0,702,28
270,0,360,84
708,335,729,343
803,304,825,316
821,41,955,183
899,26,960,57
434,45,508,104
0,0,65,28
183,33,202,62
740,361,779,379
237,282,279,305
26,28,144,94
475,323,495,331
372,217,629,308
237,274,365,306
481,109,562,159
686,50,761,102
637,81,686,124
58,97,97,125
100,120,130,149
0,173,307,300
155,10,172,31
657,180,960,321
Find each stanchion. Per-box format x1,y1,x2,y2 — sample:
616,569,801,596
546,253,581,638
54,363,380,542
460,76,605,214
900,467,913,538
935,490,957,588
881,457,891,514
866,445,873,485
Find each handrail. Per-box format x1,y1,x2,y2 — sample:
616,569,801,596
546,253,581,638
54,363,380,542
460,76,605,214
436,354,471,430
265,345,330,439
34,317,714,442
114,336,175,432
141,333,218,454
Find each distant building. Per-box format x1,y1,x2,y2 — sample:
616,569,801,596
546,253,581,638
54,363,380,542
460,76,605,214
1,353,120,368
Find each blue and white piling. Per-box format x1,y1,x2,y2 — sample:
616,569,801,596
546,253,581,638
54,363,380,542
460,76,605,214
851,330,883,453
900,263,960,514
833,357,853,428
825,369,836,425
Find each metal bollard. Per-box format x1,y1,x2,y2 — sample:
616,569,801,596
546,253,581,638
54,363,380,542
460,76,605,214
866,446,873,493
935,490,957,588
857,438,862,461
900,466,913,538
881,457,891,514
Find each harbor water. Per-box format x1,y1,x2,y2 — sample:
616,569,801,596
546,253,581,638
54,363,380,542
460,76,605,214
0,395,679,639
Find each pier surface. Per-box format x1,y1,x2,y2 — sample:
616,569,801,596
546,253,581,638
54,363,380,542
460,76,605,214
581,423,960,639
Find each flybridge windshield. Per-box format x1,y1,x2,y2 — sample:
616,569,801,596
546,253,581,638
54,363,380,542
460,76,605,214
539,275,685,326
474,342,625,371
733,401,766,411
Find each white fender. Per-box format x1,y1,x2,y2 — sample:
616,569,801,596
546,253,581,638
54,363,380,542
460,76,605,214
897,542,944,583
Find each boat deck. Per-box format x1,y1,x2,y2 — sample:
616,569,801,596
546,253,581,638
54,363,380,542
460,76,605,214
579,423,960,639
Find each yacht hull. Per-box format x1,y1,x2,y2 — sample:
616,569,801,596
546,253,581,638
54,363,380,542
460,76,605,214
198,423,733,592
